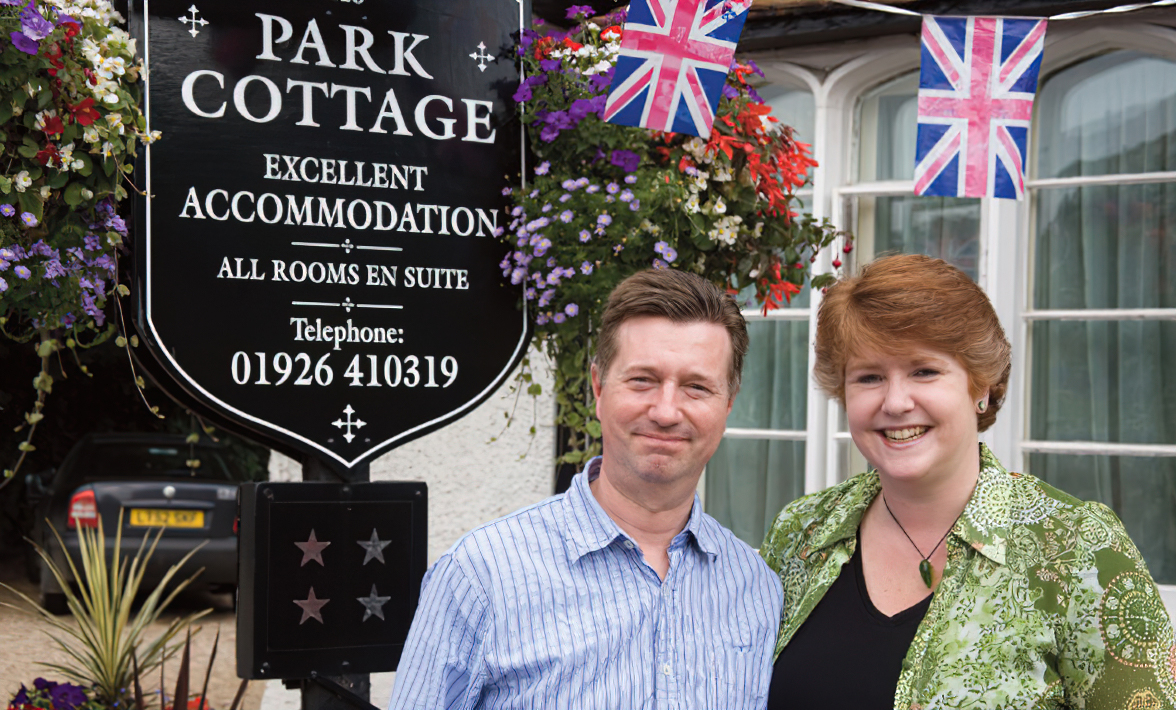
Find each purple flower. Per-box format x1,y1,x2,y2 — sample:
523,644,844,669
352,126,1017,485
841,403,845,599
48,682,87,710
553,312,567,324
589,71,613,92
565,303,580,317
534,161,550,175
0,204,14,217
539,58,562,72
0,276,7,292
540,125,560,142
596,214,612,228
0,260,8,272
575,177,590,189
629,200,641,211
586,184,600,194
624,174,638,185
748,86,763,104
525,287,537,300
546,271,561,286
15,265,31,279
502,187,512,196
510,267,527,284
500,256,511,272
579,230,591,242
663,247,678,262
620,189,634,202
20,212,38,227
559,193,572,203
493,226,505,237
580,261,593,275
569,95,607,121
722,83,740,100
606,182,619,195
613,243,625,254
537,313,550,325
534,238,552,257
539,289,555,307
610,149,641,173
565,4,595,19
107,215,127,236
654,240,668,254
559,210,574,223
511,205,524,216
652,258,667,269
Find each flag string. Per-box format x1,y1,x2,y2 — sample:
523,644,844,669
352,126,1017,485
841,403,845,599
825,0,1176,20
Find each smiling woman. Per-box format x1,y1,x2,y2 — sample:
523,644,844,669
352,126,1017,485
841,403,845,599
759,254,1175,710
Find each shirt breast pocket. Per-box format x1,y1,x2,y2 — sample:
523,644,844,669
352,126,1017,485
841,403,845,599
708,642,762,710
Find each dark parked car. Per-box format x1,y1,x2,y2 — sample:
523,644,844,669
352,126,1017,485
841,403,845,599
25,433,243,614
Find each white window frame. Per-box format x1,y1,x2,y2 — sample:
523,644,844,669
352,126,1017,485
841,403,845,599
736,20,1176,608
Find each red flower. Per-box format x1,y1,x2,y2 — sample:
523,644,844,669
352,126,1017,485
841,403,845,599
35,144,60,166
600,25,622,41
40,116,64,136
562,38,583,52
533,36,555,60
68,97,100,126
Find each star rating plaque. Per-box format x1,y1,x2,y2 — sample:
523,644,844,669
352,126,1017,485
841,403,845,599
237,481,426,679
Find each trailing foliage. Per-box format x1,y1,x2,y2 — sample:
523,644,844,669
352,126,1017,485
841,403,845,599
0,0,159,479
500,6,850,463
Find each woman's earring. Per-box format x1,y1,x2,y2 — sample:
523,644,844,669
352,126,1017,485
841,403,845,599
977,400,987,413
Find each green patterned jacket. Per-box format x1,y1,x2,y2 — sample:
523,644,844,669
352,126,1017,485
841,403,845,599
759,444,1175,709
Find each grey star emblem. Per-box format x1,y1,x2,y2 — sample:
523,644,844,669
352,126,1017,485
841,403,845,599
356,528,391,565
357,583,391,622
294,587,330,624
295,529,331,567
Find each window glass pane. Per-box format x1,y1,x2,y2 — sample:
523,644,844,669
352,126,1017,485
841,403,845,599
1036,51,1176,179
1030,321,1176,446
856,72,919,182
1028,453,1176,585
1034,183,1176,310
727,320,809,430
706,440,805,547
853,195,981,280
759,83,816,146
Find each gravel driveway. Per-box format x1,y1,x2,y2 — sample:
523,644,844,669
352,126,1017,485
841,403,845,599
0,558,265,710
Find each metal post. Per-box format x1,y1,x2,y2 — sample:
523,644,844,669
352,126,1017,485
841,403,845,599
300,457,373,710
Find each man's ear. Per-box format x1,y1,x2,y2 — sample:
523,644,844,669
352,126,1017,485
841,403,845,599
591,364,603,418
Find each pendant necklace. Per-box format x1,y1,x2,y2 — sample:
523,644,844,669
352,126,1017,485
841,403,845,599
881,494,962,589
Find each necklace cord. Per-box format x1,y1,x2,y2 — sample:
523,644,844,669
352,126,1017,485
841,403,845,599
881,494,959,562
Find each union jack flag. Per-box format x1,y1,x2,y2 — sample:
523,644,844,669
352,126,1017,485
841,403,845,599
913,15,1048,200
603,0,752,138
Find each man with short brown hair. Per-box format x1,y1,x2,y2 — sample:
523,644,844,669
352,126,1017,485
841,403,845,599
389,268,782,710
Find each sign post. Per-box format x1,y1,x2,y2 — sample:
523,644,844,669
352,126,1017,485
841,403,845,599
129,0,529,700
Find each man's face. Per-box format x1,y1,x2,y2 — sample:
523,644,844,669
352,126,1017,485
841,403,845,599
593,316,735,493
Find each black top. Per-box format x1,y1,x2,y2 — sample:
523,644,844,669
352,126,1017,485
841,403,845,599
767,536,934,709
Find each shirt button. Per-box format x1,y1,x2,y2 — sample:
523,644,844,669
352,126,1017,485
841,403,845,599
623,540,636,549
661,663,672,676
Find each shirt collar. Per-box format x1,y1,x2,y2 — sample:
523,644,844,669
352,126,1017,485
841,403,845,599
801,443,1011,567
561,457,718,561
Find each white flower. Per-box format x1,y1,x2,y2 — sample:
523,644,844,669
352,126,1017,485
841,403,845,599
101,141,115,158
754,222,765,237
15,171,32,192
83,126,100,143
40,186,51,199
587,22,600,31
81,188,94,200
714,167,734,182
34,109,58,131
712,197,727,214
684,195,700,214
105,113,124,134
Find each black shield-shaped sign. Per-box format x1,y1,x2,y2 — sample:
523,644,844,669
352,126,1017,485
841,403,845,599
130,0,528,473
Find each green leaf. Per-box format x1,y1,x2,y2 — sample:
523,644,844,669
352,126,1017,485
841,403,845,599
185,433,199,444
115,336,127,348
117,284,130,296
17,442,35,452
585,419,602,439
46,171,69,189
63,182,84,207
130,335,139,347
36,339,57,357
25,412,43,425
76,152,93,177
526,383,542,396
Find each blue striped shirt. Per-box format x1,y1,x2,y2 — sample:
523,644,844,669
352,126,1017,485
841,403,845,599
388,458,783,710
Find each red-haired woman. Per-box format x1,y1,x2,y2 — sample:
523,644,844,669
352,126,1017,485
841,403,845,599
761,254,1174,709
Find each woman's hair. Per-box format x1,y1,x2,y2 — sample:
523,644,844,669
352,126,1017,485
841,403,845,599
813,254,1011,431
594,268,749,396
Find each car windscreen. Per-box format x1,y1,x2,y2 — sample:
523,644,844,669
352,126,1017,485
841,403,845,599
77,443,237,482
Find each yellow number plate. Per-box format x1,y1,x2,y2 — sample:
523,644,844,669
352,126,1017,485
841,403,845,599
129,509,204,528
